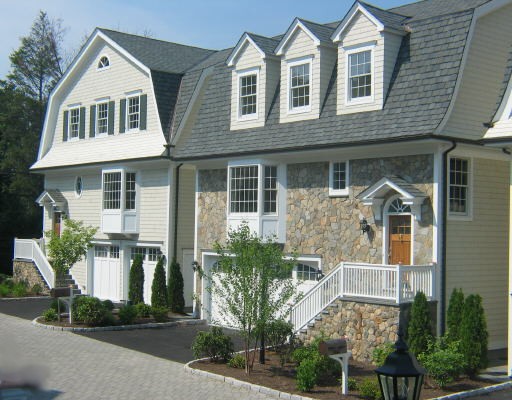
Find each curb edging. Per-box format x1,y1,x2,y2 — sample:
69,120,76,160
32,317,207,332
430,381,512,399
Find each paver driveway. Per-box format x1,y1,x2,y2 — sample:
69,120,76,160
0,313,273,399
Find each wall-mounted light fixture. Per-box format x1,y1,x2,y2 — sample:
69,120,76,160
191,261,200,272
360,218,371,234
316,270,325,281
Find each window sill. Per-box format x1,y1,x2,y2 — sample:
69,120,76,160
447,213,473,222
329,189,349,198
346,97,374,106
237,114,259,122
288,106,312,115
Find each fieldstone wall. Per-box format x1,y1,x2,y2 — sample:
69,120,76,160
12,260,50,294
286,155,434,272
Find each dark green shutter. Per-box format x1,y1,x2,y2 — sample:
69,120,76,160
119,99,126,133
79,107,86,139
63,111,69,142
89,105,96,137
140,94,147,131
108,101,115,135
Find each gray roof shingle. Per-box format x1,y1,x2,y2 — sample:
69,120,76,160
246,33,280,56
390,0,490,21
359,2,409,31
298,19,336,44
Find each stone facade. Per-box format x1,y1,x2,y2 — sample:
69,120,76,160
12,260,50,294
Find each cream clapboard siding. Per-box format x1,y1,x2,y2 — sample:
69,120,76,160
279,29,321,123
383,32,402,99
175,168,195,264
443,4,512,140
138,168,169,242
446,158,509,349
265,59,280,117
319,47,338,109
486,118,512,137
337,11,384,114
35,40,165,169
230,42,265,130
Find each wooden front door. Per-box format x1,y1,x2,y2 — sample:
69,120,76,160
53,212,62,237
389,215,411,264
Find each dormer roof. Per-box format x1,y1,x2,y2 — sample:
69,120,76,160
331,1,408,41
36,189,67,209
226,32,279,67
275,18,335,56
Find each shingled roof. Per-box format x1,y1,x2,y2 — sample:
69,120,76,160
170,0,478,160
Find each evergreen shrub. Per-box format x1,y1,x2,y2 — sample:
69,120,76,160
151,257,168,308
118,304,137,325
43,308,58,322
460,294,488,376
168,258,185,313
74,296,107,326
128,254,144,304
446,288,464,343
418,338,464,388
192,327,234,362
151,306,169,322
296,358,317,392
135,303,152,318
407,291,433,356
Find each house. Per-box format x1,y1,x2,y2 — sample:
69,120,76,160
167,0,512,366
14,28,214,305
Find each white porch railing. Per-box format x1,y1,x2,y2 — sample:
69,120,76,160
14,238,55,289
290,262,436,332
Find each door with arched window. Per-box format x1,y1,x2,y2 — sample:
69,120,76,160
387,198,412,265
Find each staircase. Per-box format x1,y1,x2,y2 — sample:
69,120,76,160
55,274,82,295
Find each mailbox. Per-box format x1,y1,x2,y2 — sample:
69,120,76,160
50,287,72,298
319,338,348,356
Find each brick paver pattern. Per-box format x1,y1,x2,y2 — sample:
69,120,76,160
0,314,273,399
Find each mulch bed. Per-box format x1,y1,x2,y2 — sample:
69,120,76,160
190,350,495,400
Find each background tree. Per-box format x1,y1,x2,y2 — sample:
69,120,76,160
407,291,433,356
210,223,297,374
151,257,168,308
446,288,464,343
460,294,488,376
128,254,144,305
168,258,185,313
45,219,97,277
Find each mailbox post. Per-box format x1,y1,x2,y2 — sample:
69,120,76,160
50,285,75,324
318,338,351,395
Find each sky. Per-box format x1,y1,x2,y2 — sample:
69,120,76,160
1,0,413,79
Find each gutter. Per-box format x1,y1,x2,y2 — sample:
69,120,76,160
173,163,183,261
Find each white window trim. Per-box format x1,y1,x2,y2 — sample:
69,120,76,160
345,44,375,106
96,54,111,71
236,67,260,121
329,160,350,197
447,156,473,221
126,94,141,133
101,168,138,213
68,106,81,142
95,100,109,137
287,56,313,114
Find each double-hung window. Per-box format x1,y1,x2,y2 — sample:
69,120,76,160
289,60,311,111
449,158,470,216
102,171,136,211
127,95,140,131
347,47,373,103
329,161,350,196
238,71,258,118
69,108,80,140
96,102,109,136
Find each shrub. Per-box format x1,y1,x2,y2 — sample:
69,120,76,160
265,319,293,351
102,299,115,311
346,377,358,391
358,378,382,400
31,283,43,295
372,342,394,367
227,353,246,368
151,306,169,322
71,295,87,320
460,294,488,376
0,273,10,284
12,281,28,297
118,305,138,325
151,257,168,308
0,283,10,297
446,288,464,343
135,303,152,318
418,338,464,388
51,298,67,313
407,291,433,356
296,358,317,392
74,296,107,326
168,258,185,313
42,308,58,322
192,326,234,362
128,254,144,305
101,311,116,327
292,338,340,386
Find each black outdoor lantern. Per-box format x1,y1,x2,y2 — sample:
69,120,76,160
360,218,371,234
375,330,426,400
191,261,200,272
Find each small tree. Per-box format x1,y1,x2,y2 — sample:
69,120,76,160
45,219,97,276
407,291,433,356
168,258,185,313
460,294,488,376
151,257,168,308
128,254,144,305
210,223,297,374
446,288,464,343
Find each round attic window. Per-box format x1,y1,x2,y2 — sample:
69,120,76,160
97,56,110,69
75,176,83,197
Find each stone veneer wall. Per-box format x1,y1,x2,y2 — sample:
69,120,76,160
286,155,434,272
12,260,50,294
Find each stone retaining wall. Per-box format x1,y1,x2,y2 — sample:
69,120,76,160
12,260,50,294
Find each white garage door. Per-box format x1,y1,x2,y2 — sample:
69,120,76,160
93,245,121,301
131,247,159,305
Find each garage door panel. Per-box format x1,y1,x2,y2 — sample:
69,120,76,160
93,246,121,302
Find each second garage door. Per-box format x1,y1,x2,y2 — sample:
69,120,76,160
93,245,121,301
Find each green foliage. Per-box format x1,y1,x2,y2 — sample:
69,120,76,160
45,219,97,276
128,254,144,305
357,378,382,400
50,298,67,313
102,299,114,311
346,377,358,391
0,274,10,284
446,288,465,343
191,327,234,362
227,353,246,369
0,283,10,297
151,306,169,322
265,319,293,351
292,338,340,387
460,294,488,376
151,257,168,308
42,308,58,322
372,342,394,367
31,283,43,295
135,303,152,318
118,305,138,325
296,358,317,392
418,338,464,388
167,258,185,313
211,223,297,372
101,312,116,327
407,291,433,356
74,296,107,326
11,281,28,297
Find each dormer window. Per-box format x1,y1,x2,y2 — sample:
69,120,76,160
238,69,259,119
288,58,312,113
97,56,110,69
346,45,374,104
